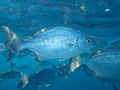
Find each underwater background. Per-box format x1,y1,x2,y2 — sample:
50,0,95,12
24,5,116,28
0,0,120,90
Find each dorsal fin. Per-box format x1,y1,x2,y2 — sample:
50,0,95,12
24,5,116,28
32,28,47,38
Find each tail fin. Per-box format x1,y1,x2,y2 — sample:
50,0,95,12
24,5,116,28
2,26,21,61
20,72,29,88
16,72,29,88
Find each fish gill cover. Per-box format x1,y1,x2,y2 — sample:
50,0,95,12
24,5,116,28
0,0,120,90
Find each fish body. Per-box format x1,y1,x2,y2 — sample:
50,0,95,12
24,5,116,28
3,26,96,61
21,27,95,59
80,49,120,81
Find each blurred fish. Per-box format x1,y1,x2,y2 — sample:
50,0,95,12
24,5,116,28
17,63,71,89
30,69,58,87
2,26,96,62
79,48,120,82
17,68,58,89
0,70,22,80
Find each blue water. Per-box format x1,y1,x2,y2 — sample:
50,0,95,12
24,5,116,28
0,0,120,90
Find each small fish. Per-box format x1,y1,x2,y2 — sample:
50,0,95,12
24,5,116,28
2,26,96,61
79,48,120,82
0,70,22,80
17,68,58,89
17,64,71,89
30,69,57,87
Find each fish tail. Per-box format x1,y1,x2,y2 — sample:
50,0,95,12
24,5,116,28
17,72,29,88
2,26,21,62
20,72,29,88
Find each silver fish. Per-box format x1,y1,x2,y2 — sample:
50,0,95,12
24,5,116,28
79,49,120,82
2,26,96,61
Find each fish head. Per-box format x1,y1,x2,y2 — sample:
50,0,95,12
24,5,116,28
78,35,96,52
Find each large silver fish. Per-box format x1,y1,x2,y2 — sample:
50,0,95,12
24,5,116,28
79,48,120,82
2,26,96,61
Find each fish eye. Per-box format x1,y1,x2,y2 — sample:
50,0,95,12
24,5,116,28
86,38,92,43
